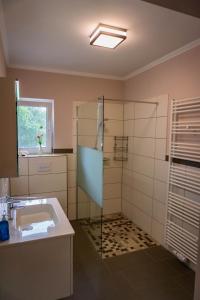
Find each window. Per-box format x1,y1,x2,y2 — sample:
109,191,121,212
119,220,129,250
17,98,54,154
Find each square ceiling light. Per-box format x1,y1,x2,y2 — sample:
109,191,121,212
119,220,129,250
90,24,127,49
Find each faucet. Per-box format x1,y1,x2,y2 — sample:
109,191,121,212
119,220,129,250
5,196,21,220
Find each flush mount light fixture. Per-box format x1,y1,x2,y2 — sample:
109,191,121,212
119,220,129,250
90,23,127,49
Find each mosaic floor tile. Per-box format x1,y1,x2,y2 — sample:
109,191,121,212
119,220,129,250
80,213,158,258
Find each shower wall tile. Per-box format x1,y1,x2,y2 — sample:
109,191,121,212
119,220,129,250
134,118,156,138
153,199,166,224
104,183,121,199
103,152,122,168
103,198,121,214
68,171,76,188
104,120,123,136
104,168,122,184
132,172,154,197
67,154,76,171
122,95,169,244
132,189,153,215
132,206,152,235
78,119,97,136
104,103,123,120
134,103,156,119
124,103,134,120
133,155,154,178
78,136,96,148
155,139,166,160
156,117,168,138
124,120,134,136
104,137,114,152
68,188,76,204
68,203,76,220
133,137,155,158
151,219,165,245
154,180,168,204
154,160,169,182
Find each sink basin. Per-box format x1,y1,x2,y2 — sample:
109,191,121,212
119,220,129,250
15,201,58,237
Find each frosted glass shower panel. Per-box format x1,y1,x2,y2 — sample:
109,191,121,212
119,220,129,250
78,146,103,207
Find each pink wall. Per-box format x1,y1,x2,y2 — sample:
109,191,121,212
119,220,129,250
125,45,200,100
8,68,123,148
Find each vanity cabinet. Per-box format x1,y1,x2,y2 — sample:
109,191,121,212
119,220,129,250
0,78,18,177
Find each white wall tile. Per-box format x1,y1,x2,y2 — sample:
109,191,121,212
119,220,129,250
154,160,169,182
132,206,152,235
104,103,123,120
123,153,133,171
67,154,76,171
134,103,156,119
68,188,76,204
18,157,28,176
104,183,121,199
133,155,154,178
10,176,29,196
122,184,132,203
132,189,153,215
29,173,67,194
104,137,114,152
30,191,67,211
104,120,123,136
77,135,96,148
154,180,168,203
78,119,97,136
29,156,67,175
151,219,165,245
133,137,155,158
103,153,122,168
122,169,133,187
78,187,90,203
68,203,76,220
68,171,76,188
153,200,166,224
78,202,90,219
124,120,134,136
104,168,122,184
122,200,133,220
155,139,166,160
124,103,134,120
103,198,121,215
132,172,154,197
156,117,167,138
134,118,156,138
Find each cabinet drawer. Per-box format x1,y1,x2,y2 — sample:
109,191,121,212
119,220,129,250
29,156,67,175
29,173,67,194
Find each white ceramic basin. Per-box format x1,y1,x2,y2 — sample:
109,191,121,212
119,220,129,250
15,201,58,237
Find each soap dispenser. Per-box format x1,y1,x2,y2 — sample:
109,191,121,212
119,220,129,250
0,210,10,241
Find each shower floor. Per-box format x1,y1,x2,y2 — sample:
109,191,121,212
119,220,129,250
80,213,158,258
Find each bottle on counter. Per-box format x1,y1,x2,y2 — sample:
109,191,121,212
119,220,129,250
0,210,10,241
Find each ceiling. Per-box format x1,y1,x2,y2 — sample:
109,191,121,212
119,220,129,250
1,0,200,79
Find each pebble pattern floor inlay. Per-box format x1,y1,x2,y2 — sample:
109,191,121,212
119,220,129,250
80,214,158,258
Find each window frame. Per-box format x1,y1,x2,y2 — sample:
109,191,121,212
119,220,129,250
17,98,54,154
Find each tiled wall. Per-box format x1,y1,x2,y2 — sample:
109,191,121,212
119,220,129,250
0,178,9,197
10,155,68,214
71,101,124,220
122,95,169,245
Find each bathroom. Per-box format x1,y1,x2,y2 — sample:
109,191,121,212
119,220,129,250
0,1,200,299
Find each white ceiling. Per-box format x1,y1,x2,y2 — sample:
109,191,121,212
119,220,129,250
1,0,200,79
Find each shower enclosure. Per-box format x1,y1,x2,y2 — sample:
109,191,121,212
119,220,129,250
76,95,170,258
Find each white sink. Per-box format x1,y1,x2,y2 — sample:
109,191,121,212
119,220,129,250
15,200,58,237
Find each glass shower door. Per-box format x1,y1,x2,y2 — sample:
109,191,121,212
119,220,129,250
76,97,104,257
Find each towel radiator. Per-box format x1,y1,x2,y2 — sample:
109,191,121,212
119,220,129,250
166,97,200,265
